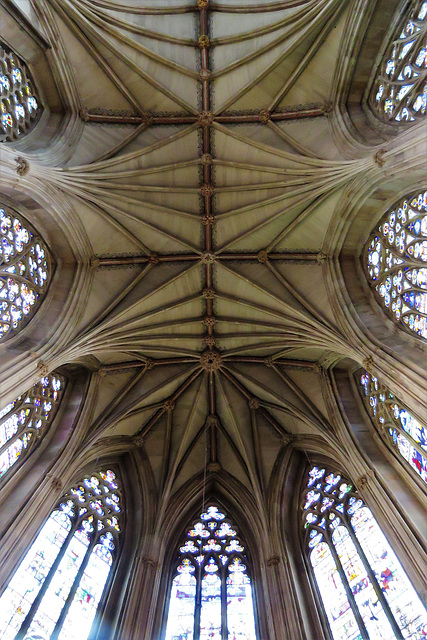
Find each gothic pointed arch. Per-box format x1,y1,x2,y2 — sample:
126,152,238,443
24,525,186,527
359,370,427,487
0,201,53,342
300,462,427,639
0,39,43,143
0,467,122,640
164,502,257,640
364,189,427,341
0,370,65,481
370,0,427,124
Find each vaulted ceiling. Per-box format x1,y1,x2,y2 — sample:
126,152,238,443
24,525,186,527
5,0,400,500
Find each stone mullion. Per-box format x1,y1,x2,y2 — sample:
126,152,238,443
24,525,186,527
50,538,96,640
343,514,405,639
15,522,77,640
321,527,370,640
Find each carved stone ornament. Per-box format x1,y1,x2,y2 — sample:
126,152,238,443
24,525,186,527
363,355,375,372
206,414,219,428
198,35,210,48
316,251,328,264
148,253,160,265
90,257,100,269
201,214,216,225
357,469,375,491
313,362,323,374
14,156,29,176
203,316,216,327
266,555,281,567
257,250,269,264
79,107,89,122
264,356,275,367
141,112,153,126
200,350,223,371
374,148,386,168
198,110,213,126
133,434,145,447
200,184,214,197
144,359,155,370
200,153,213,165
203,335,217,346
197,0,209,8
37,360,49,378
199,69,211,81
202,288,216,299
281,433,294,446
47,474,63,493
259,109,271,124
201,251,216,264
248,397,260,410
163,400,175,412
207,461,221,472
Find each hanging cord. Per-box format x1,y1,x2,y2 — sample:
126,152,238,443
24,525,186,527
201,421,208,515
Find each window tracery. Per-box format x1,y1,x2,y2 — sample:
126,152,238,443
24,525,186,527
0,372,65,480
302,465,427,639
1,204,52,341
165,504,257,640
360,371,427,485
0,41,42,142
0,469,121,640
372,0,427,122
365,190,427,340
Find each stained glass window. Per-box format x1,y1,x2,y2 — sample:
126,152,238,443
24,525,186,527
302,465,427,639
0,469,121,640
0,372,65,480
165,504,257,640
0,41,42,142
372,0,427,122
1,204,52,341
360,371,427,485
365,190,427,339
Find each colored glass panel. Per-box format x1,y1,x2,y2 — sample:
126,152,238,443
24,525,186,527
360,371,427,483
0,205,52,341
166,505,257,640
351,507,427,637
310,542,361,640
0,470,121,640
0,373,64,479
200,572,221,640
372,0,427,122
365,190,427,340
302,465,427,639
0,42,42,142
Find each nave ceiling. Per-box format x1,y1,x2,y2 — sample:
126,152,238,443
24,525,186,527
1,0,426,506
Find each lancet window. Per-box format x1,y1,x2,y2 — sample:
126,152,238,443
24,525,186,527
360,371,427,486
372,0,427,122
365,190,427,340
0,372,65,480
165,504,257,640
302,465,427,639
0,469,121,640
1,204,52,341
0,41,42,142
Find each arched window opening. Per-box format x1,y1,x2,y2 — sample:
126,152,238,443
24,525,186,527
372,0,427,122
302,465,427,639
165,504,257,640
0,372,65,480
0,40,43,142
360,371,427,485
1,204,53,341
365,189,427,340
0,469,121,640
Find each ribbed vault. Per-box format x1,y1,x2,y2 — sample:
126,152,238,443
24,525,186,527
2,0,425,507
